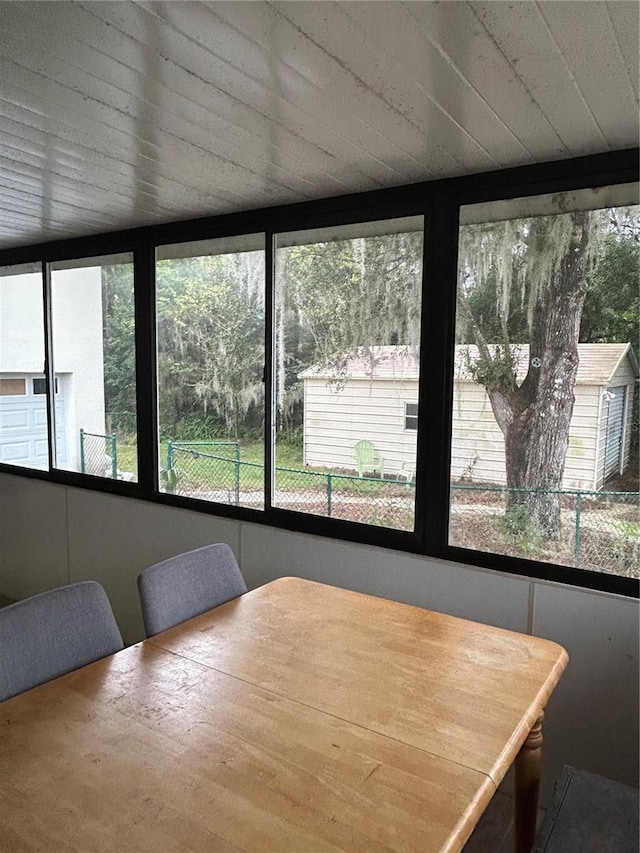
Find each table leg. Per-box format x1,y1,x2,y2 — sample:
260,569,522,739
514,711,544,853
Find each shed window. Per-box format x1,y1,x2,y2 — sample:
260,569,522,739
405,403,418,430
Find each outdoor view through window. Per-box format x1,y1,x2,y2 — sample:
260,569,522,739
0,263,48,470
0,257,137,479
274,217,424,530
153,221,423,530
156,236,265,508
50,255,137,481
450,186,639,580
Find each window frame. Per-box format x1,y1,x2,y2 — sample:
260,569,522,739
0,149,637,598
404,402,419,431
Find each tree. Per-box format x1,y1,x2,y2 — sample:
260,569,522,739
581,233,639,345
458,210,598,535
157,252,264,440
275,229,423,432
102,263,136,435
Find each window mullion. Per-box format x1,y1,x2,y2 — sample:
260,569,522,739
134,239,158,496
417,204,460,554
264,230,275,512
41,260,57,471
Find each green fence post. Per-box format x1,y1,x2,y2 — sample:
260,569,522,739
166,441,174,494
80,429,86,474
574,491,583,568
234,441,240,506
327,474,332,517
110,434,117,479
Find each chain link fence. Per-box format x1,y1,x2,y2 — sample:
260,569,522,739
163,441,243,503
273,466,415,528
80,430,117,478
156,442,640,577
450,485,639,578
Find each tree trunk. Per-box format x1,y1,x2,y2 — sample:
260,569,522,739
485,211,592,536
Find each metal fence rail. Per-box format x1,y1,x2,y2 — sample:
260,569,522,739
450,484,639,577
156,443,640,577
273,466,415,527
164,441,241,504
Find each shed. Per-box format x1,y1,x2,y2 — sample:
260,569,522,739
300,343,638,491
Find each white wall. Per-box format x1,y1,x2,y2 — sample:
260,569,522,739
0,272,45,371
50,267,105,469
0,471,637,803
305,374,616,490
303,377,417,475
0,269,105,470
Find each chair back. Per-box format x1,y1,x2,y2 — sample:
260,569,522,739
137,543,247,637
355,440,375,465
0,581,124,703
355,439,385,477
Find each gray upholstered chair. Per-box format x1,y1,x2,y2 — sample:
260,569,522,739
0,581,124,703
137,543,247,637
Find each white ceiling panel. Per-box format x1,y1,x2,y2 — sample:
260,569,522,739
0,0,637,250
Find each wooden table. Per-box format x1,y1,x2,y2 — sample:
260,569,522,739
0,577,567,852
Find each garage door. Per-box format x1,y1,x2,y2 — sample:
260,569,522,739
0,375,66,469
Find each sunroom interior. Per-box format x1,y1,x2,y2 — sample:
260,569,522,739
0,0,638,833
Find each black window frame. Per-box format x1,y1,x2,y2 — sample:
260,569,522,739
0,148,637,598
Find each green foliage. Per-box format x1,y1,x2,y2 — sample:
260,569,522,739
159,464,183,494
102,264,136,435
156,251,264,440
276,229,423,424
170,414,227,442
496,502,544,557
581,235,639,345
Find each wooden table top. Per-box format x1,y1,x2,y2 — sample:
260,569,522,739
149,578,568,787
0,577,568,853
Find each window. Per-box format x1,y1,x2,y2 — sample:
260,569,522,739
0,151,636,596
156,235,265,507
0,379,26,396
405,403,418,431
50,254,137,481
0,263,48,470
273,217,423,531
33,378,58,395
450,184,639,581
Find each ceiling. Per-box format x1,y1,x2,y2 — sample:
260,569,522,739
0,0,638,251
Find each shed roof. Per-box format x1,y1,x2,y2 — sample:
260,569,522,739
300,343,638,385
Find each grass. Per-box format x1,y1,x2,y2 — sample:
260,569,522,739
113,437,406,496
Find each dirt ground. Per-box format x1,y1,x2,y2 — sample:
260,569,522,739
605,467,639,492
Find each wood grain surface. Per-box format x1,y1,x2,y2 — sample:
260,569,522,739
1,643,494,852
1,577,568,852
149,577,568,786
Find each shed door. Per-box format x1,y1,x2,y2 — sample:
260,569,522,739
604,386,626,481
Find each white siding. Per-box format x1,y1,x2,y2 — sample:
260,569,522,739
304,371,627,491
451,381,600,490
303,377,417,476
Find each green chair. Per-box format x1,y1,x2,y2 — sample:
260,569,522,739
355,440,384,479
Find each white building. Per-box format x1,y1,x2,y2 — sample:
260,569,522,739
301,344,638,491
0,267,105,471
